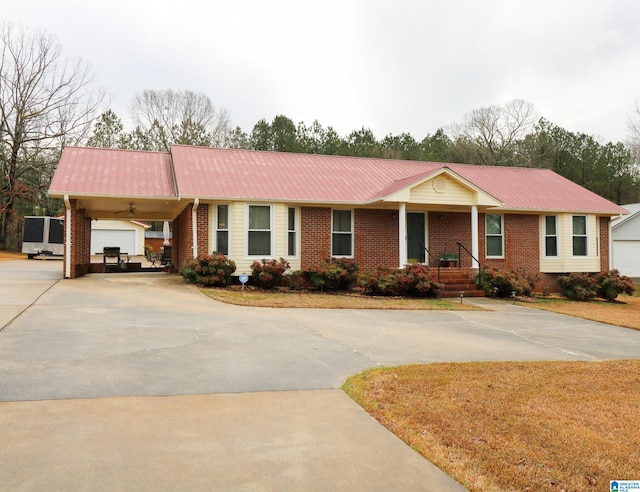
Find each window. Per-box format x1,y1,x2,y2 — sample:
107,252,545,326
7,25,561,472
486,214,503,257
248,205,271,256
287,207,296,257
572,215,588,256
332,209,353,256
216,205,229,255
544,216,558,257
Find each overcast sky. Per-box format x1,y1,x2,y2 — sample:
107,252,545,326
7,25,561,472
3,0,640,143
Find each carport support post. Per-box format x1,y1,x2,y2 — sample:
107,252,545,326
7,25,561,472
64,194,71,279
191,198,200,258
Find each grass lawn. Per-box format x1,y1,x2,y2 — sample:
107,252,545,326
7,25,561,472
201,286,483,310
0,251,25,261
343,361,640,491
529,294,640,331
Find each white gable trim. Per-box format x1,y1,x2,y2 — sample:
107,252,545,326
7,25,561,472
376,167,503,207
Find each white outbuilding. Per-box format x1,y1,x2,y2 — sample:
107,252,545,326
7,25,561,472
91,220,150,256
612,203,640,277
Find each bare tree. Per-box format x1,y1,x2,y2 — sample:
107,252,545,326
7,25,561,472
627,100,640,166
0,22,102,248
448,99,538,166
130,89,232,151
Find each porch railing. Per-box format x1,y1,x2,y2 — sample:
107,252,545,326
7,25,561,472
456,241,481,270
419,242,441,282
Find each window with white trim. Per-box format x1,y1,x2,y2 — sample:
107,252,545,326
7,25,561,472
332,209,353,257
248,205,272,256
216,204,229,255
486,214,504,257
544,215,558,257
287,207,296,257
572,215,588,256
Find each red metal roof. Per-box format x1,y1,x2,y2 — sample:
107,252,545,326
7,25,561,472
447,164,626,213
50,145,628,215
171,146,626,213
170,145,437,202
49,147,176,198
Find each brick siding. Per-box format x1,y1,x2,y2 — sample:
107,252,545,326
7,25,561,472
428,212,473,268
65,199,92,278
301,207,398,270
174,203,209,271
599,216,609,272
354,209,399,270
300,207,331,269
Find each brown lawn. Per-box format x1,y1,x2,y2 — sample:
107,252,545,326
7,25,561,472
529,294,640,331
343,361,640,491
201,287,483,310
0,251,25,261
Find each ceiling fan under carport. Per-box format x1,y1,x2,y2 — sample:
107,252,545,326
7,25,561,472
114,203,136,216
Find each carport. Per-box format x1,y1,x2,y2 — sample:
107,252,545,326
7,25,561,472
48,147,199,278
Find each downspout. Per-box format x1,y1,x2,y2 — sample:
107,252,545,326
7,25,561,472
192,198,200,259
64,194,71,279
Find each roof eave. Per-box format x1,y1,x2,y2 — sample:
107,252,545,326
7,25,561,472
48,191,181,201
489,206,629,215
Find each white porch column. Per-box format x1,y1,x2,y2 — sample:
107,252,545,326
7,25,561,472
399,203,407,268
471,205,479,270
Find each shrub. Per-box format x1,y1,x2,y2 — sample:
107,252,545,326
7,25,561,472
180,253,236,286
287,270,315,291
475,267,535,297
395,264,442,296
360,264,441,297
251,258,291,289
557,272,597,301
596,270,635,301
305,258,360,291
359,267,398,296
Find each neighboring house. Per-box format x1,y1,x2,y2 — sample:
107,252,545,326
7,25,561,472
48,146,628,291
91,220,150,256
612,203,640,277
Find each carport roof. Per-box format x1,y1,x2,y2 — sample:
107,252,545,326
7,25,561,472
49,147,177,198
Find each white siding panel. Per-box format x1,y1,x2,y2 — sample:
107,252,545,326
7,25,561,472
612,240,640,277
410,176,476,205
612,215,640,240
540,213,600,273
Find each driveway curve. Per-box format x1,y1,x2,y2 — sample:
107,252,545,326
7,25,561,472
2,259,640,491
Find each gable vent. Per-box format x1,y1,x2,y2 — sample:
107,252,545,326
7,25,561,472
433,177,447,193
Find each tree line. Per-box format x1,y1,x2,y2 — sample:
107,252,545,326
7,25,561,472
2,23,640,250
90,97,640,207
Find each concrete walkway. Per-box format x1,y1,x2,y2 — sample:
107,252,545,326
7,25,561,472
2,260,640,491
